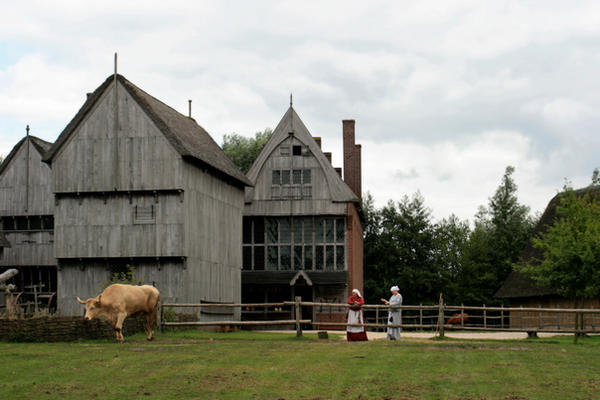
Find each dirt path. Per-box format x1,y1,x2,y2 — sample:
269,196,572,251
364,331,562,340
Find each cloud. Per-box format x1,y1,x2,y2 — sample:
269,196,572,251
2,1,600,221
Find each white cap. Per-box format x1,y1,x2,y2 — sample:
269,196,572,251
390,286,400,292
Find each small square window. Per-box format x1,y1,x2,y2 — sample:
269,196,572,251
133,205,155,224
293,145,302,156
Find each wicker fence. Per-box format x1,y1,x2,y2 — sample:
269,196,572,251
0,316,147,342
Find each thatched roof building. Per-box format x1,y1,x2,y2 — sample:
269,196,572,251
496,186,600,302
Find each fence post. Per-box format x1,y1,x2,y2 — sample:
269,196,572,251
461,303,464,328
483,304,487,329
375,306,380,332
501,304,505,329
538,305,542,330
438,293,445,338
158,301,163,333
295,296,302,337
419,303,423,328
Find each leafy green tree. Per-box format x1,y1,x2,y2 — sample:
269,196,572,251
431,214,471,304
517,185,600,339
364,192,439,304
222,128,273,173
469,166,536,304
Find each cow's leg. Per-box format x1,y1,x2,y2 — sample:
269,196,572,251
146,307,157,341
114,312,127,343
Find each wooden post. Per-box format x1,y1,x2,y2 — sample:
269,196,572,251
375,306,380,332
419,303,423,328
460,303,464,328
538,305,542,330
483,304,486,329
157,301,163,333
501,304,505,329
295,296,302,337
438,293,444,338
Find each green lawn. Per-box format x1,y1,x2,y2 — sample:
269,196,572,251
1,331,599,400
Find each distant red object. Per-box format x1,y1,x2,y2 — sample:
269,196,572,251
448,313,469,325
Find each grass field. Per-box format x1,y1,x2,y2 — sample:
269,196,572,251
1,330,599,400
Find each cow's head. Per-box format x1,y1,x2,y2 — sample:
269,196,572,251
76,295,103,321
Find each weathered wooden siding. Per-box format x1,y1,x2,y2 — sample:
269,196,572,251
0,139,53,216
0,232,54,266
52,81,183,193
54,193,183,258
183,162,244,307
245,136,347,216
57,260,185,316
0,137,55,268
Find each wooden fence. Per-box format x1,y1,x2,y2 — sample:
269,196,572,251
160,296,600,339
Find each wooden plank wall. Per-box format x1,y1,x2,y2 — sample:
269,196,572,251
54,193,183,258
183,162,244,314
52,82,183,193
57,260,184,316
0,139,53,216
0,138,56,267
245,136,347,216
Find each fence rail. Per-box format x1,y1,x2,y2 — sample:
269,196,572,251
159,296,600,340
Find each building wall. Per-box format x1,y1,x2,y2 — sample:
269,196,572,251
51,82,183,193
0,137,56,302
183,162,244,308
0,139,53,216
52,79,244,317
57,259,184,316
346,202,363,295
54,193,183,258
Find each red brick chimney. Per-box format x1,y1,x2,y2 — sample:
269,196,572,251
324,152,332,163
313,137,322,148
343,120,361,200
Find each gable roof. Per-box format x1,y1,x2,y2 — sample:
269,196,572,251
495,186,600,299
0,135,52,176
246,106,359,203
43,74,251,187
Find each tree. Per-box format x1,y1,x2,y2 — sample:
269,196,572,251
222,128,273,173
468,166,536,304
363,192,439,304
517,185,600,339
431,214,471,304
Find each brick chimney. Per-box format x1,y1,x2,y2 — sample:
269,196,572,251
324,152,332,163
313,137,322,148
343,120,361,200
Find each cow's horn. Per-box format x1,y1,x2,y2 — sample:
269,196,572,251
76,296,86,304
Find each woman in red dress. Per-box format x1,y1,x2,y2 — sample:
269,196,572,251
346,289,368,341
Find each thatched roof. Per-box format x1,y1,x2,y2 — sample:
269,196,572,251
43,74,251,188
495,186,600,299
0,135,52,176
245,106,359,203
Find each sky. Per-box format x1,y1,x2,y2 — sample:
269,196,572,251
1,0,600,222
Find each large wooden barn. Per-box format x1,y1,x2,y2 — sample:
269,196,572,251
0,133,56,310
242,105,363,324
42,74,251,316
496,186,600,329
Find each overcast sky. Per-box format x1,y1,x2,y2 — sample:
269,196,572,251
1,1,599,222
